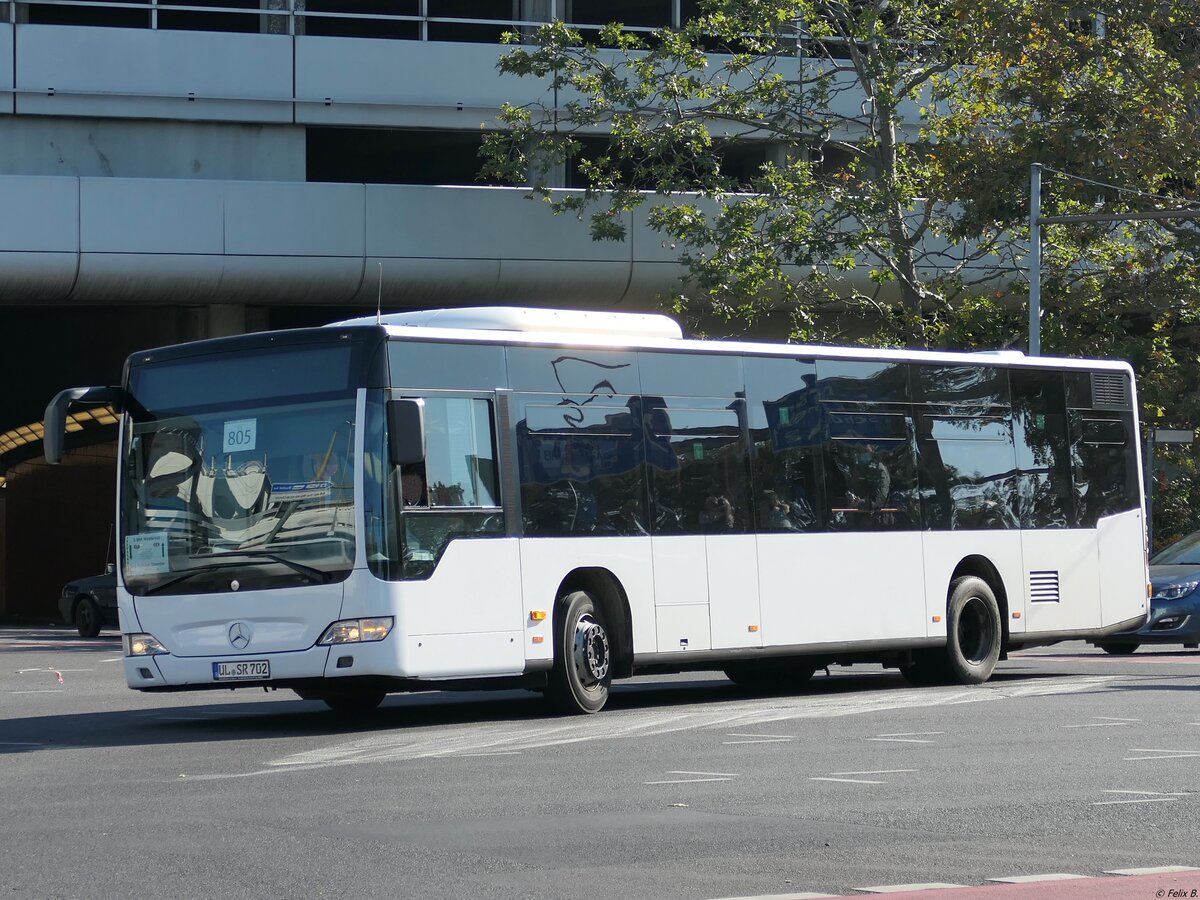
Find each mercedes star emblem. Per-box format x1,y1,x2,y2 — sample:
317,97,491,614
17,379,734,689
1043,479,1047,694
228,621,251,650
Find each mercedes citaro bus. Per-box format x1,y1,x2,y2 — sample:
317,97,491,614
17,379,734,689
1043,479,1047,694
45,307,1149,713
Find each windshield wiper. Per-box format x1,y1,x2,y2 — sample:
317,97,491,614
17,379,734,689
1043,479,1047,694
138,553,333,595
227,550,333,583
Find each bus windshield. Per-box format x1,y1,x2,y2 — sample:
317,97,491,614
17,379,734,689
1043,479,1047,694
120,353,359,596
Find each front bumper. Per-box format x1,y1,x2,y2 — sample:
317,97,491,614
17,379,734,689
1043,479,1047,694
1111,601,1199,643
124,635,402,690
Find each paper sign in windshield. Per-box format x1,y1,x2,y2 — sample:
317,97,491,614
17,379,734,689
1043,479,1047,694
223,418,257,454
125,532,169,576
271,481,333,503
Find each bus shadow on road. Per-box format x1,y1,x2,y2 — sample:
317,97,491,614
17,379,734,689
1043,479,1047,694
0,665,1107,755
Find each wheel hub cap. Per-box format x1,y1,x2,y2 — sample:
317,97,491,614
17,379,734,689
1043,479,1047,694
573,615,610,685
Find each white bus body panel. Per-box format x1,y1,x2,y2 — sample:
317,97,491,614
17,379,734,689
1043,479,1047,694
398,538,525,678
707,534,762,650
652,534,711,652
519,535,657,658
131,582,344,657
757,531,927,646
1020,529,1101,633
920,530,1025,637
1097,508,1148,628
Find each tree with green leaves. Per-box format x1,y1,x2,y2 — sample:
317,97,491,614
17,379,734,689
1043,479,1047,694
482,1,1200,356
483,1,1200,541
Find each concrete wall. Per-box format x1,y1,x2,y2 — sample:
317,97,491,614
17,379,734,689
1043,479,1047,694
0,175,694,306
0,118,304,181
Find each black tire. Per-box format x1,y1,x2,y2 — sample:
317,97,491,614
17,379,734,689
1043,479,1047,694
546,590,611,714
724,661,816,694
74,596,102,638
1098,642,1140,655
944,576,1002,685
320,690,387,713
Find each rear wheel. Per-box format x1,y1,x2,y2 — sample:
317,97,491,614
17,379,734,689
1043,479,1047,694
546,590,611,714
74,596,102,638
944,576,1002,685
724,661,816,694
1098,642,1140,655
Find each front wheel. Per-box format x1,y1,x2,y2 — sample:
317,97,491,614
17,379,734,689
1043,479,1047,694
74,596,102,638
295,689,386,713
944,576,1002,685
546,590,611,714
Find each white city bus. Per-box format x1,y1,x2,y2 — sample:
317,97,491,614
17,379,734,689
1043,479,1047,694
45,307,1149,714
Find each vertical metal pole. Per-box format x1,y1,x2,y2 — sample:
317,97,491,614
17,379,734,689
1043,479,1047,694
1144,428,1155,553
1029,162,1042,357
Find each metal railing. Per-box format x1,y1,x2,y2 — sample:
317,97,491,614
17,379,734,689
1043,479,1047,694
7,0,688,41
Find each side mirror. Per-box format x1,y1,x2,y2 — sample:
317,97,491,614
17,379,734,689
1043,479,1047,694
44,386,125,465
387,398,426,466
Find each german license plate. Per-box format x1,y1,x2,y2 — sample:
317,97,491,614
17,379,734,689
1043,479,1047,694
212,660,270,681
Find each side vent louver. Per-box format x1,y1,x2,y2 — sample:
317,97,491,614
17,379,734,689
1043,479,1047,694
1091,372,1130,409
1029,570,1061,603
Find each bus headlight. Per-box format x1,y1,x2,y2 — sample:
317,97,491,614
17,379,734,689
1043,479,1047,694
125,633,169,656
318,617,394,645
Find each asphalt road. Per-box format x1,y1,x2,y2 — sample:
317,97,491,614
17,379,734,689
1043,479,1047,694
2,627,1198,900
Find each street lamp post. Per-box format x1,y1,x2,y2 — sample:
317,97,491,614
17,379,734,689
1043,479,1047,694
1029,163,1042,356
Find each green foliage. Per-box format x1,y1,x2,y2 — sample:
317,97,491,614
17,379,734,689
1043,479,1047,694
481,1,1200,535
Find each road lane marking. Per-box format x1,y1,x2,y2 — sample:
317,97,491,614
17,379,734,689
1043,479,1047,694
1064,722,1127,728
0,742,45,747
988,874,1086,883
1096,716,1141,721
644,777,733,785
455,751,522,757
723,738,793,744
670,770,740,777
1125,748,1200,760
193,673,1130,778
866,737,935,743
726,733,795,739
1106,866,1200,875
10,690,63,694
1092,797,1177,805
830,769,917,776
876,731,945,736
709,893,835,899
810,777,887,784
856,883,965,893
1103,790,1188,796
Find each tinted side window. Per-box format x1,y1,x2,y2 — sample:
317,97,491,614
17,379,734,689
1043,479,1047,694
913,364,1010,406
917,415,1018,530
516,398,646,537
1070,412,1139,524
1011,370,1073,528
816,359,910,403
824,410,920,531
646,403,752,534
746,358,824,533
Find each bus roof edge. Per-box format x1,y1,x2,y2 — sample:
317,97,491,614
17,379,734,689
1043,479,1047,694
329,307,685,341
